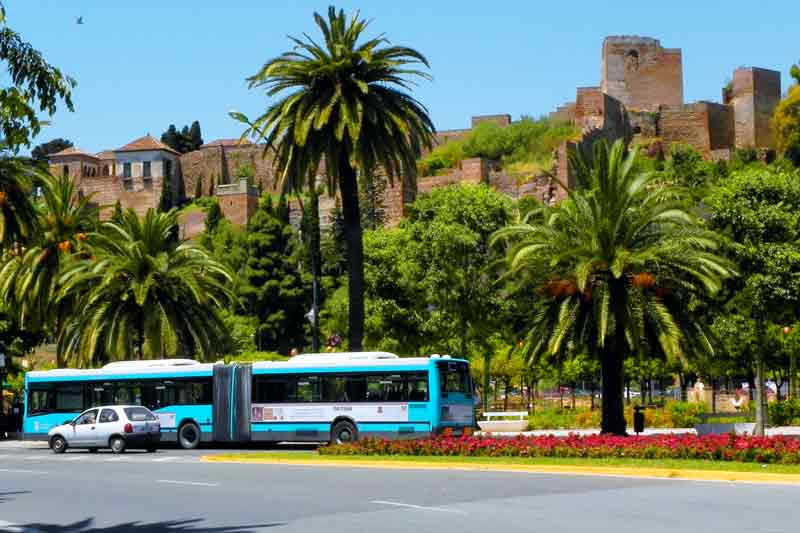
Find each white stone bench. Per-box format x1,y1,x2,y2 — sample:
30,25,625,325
478,411,529,433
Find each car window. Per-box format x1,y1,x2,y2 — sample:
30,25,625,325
98,408,119,423
123,406,157,421
75,409,98,425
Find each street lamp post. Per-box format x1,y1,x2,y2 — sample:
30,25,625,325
784,326,796,399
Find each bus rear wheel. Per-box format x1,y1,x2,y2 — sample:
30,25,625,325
178,422,201,450
331,420,358,445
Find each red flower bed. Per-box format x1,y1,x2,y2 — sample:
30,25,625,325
320,434,800,464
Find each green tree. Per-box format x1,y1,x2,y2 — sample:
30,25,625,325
111,200,123,223
0,156,42,249
56,209,234,365
0,174,97,366
158,174,172,212
161,124,181,153
31,138,72,163
493,140,734,434
707,165,800,431
773,64,800,166
0,4,75,150
360,171,387,230
241,196,308,353
188,120,203,151
205,200,223,231
194,176,203,199
233,6,435,350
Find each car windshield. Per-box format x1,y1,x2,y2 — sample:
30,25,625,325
123,407,157,421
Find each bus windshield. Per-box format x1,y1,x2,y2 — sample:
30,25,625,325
438,361,471,397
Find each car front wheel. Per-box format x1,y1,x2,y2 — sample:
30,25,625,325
50,436,67,454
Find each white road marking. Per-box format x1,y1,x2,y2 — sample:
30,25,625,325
154,456,179,462
371,500,467,514
64,455,87,461
0,468,49,475
157,479,219,487
104,457,123,462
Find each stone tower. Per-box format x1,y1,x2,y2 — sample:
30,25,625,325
724,67,781,149
601,36,683,111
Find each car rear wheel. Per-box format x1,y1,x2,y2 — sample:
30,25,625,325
50,436,67,454
110,436,126,454
178,422,200,450
330,420,358,444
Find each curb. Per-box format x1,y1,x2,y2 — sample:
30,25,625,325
200,455,800,485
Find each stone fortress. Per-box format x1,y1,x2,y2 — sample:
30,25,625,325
49,36,782,234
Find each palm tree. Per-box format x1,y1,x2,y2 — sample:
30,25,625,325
493,140,734,435
56,208,234,366
0,156,42,250
233,6,435,350
0,174,97,366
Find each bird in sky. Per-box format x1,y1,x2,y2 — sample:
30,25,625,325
76,16,83,25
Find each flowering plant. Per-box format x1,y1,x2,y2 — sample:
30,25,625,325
320,434,800,464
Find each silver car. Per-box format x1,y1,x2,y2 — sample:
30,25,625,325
48,405,161,454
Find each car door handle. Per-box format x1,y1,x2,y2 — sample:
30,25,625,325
90,427,95,430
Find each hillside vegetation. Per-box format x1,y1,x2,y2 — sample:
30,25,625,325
417,117,580,178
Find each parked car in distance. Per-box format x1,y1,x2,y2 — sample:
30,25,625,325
48,405,161,454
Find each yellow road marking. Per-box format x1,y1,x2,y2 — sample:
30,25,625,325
200,455,800,485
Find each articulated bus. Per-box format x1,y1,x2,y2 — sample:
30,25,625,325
23,352,474,448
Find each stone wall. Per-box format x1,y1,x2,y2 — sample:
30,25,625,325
727,67,781,148
471,114,512,128
660,102,734,156
575,87,605,130
601,36,683,111
549,102,576,123
179,143,281,201
216,179,259,227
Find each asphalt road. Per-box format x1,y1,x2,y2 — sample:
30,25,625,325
0,443,798,532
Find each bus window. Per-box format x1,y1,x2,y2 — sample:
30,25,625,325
90,384,114,407
438,362,471,397
27,386,54,414
406,373,429,402
366,375,404,402
321,376,348,402
253,376,292,403
292,376,320,402
55,384,83,411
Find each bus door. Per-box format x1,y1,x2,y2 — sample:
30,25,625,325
437,360,474,430
213,363,252,443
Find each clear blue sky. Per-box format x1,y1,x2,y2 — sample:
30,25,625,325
9,1,800,154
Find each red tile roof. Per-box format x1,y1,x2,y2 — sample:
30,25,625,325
48,147,100,160
115,135,180,155
95,150,116,160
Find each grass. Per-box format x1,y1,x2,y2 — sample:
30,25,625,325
204,451,800,476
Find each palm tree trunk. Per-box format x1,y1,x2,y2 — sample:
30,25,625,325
338,162,364,351
602,280,628,435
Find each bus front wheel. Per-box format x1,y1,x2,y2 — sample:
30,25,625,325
330,420,358,445
178,422,201,450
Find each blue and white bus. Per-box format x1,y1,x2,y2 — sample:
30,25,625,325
23,352,474,448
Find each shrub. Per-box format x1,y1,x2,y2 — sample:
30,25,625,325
665,401,707,428
223,351,287,363
769,399,800,426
